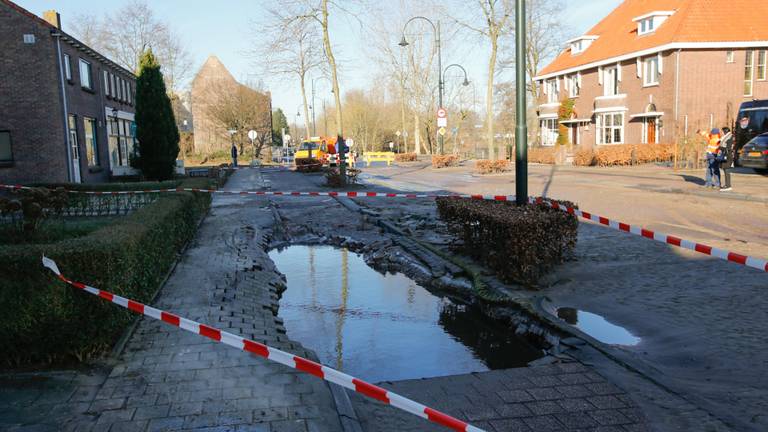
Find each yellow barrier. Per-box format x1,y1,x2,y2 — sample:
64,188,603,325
363,152,395,166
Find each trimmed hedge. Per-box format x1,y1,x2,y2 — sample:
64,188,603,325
432,154,459,168
528,147,556,164
0,189,210,367
476,160,510,174
574,144,673,167
436,197,578,288
395,153,418,162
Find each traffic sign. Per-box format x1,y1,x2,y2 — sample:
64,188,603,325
395,130,401,137
247,130,258,141
437,108,447,118
438,127,447,136
437,117,447,128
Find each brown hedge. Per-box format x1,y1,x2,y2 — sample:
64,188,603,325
590,143,673,167
431,155,459,168
476,160,510,174
528,147,556,164
436,197,578,288
395,153,418,162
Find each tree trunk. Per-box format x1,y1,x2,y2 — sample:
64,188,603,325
414,112,421,155
321,0,343,137
299,74,311,140
486,35,498,160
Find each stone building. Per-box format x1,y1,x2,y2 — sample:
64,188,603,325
0,0,137,184
190,56,272,155
533,0,768,148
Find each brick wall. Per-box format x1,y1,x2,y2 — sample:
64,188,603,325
0,2,68,184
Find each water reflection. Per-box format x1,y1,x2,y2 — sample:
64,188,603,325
556,307,641,346
269,245,541,382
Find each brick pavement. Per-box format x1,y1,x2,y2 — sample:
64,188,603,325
350,363,647,432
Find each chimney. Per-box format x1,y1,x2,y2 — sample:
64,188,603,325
43,10,61,29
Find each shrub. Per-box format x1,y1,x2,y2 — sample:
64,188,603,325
431,154,459,168
436,197,578,287
593,144,673,167
476,159,510,174
528,147,557,164
395,153,418,162
295,158,323,172
324,168,361,187
0,189,210,367
573,149,597,166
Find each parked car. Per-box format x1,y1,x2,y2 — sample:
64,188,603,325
739,133,768,172
734,99,768,166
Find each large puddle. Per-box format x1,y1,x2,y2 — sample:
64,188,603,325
269,245,541,382
556,308,641,346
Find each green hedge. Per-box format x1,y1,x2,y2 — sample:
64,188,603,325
436,198,578,288
0,190,210,367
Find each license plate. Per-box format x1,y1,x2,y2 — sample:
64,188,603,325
749,152,762,157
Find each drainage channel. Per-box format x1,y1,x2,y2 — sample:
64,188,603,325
269,245,542,383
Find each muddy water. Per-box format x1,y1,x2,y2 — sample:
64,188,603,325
269,245,541,382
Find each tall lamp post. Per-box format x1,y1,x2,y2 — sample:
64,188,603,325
515,0,528,205
399,16,444,154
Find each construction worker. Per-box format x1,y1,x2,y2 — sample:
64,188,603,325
698,128,722,188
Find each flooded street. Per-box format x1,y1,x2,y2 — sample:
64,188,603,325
556,307,641,346
269,245,541,382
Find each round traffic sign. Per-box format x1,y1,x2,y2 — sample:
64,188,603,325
437,108,447,118
247,130,258,140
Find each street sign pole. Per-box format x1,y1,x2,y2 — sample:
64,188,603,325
515,0,528,206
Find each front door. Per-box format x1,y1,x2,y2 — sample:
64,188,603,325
647,118,657,144
68,115,82,183
571,125,579,147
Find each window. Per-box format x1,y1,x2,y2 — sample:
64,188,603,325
726,50,735,63
758,50,767,81
68,115,80,160
603,66,619,96
23,34,36,44
545,79,558,103
63,54,72,81
127,83,132,104
110,73,116,97
0,131,12,163
104,71,110,97
121,79,127,102
644,56,660,86
567,74,580,97
745,50,754,96
539,118,558,146
84,117,98,166
108,117,136,167
597,112,624,145
79,59,92,89
639,19,654,34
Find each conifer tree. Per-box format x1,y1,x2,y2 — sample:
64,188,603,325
134,49,179,180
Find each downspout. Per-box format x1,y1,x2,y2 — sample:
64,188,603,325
53,31,73,182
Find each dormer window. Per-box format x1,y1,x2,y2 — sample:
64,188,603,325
566,35,598,55
633,11,675,36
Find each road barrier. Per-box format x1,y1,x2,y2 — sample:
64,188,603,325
363,152,395,166
41,257,484,432
4,183,764,272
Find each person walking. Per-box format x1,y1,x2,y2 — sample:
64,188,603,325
231,142,238,167
719,127,734,191
699,128,722,188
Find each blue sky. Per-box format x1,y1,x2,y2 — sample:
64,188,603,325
15,0,622,113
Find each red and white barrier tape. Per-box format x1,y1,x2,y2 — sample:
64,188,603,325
41,257,484,432
7,183,764,272
530,197,768,272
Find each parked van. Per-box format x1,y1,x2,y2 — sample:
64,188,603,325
735,99,768,165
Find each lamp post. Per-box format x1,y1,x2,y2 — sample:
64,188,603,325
399,16,444,154
515,0,528,205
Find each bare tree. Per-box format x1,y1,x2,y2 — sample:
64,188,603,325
450,0,513,160
252,9,324,141
203,81,272,158
69,1,192,92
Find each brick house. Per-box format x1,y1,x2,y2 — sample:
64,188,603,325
533,0,768,149
0,0,137,184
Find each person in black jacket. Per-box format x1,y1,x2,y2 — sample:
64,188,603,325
719,127,734,191
231,143,238,167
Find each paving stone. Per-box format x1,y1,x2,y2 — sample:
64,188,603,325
462,405,499,421
498,390,534,404
109,420,149,432
183,413,219,429
585,383,624,396
494,403,533,418
556,385,593,398
522,415,566,431
527,387,564,401
217,411,253,426
555,412,599,429
588,409,632,426
235,424,270,432
270,419,307,432
134,404,171,420
94,408,135,425
557,374,595,386
489,418,533,432
170,402,203,417
525,400,565,415
587,395,628,410
558,398,596,413
87,398,126,413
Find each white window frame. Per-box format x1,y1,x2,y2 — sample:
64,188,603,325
540,118,558,146
110,74,116,98
603,66,619,96
638,18,655,35
567,74,580,97
596,112,624,145
726,50,735,63
103,70,110,97
127,83,132,104
758,50,767,81
63,54,72,81
641,117,660,144
84,117,99,167
78,59,92,90
643,56,660,86
745,50,754,97
545,79,559,103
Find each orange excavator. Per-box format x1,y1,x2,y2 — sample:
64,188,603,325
294,136,338,171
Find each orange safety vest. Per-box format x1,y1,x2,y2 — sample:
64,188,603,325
707,135,721,154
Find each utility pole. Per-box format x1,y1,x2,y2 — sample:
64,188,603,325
515,0,528,205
